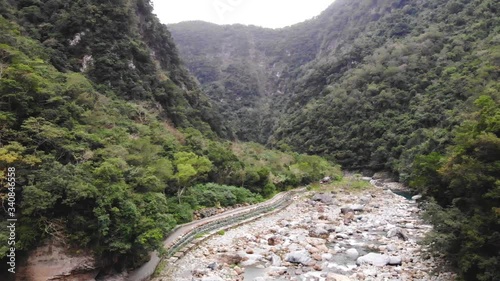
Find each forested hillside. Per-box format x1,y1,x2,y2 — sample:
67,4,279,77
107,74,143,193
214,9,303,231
274,0,499,176
171,0,499,176
0,0,339,275
170,0,499,279
2,0,231,138
168,22,282,142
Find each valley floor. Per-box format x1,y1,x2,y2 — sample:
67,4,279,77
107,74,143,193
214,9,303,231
156,178,456,281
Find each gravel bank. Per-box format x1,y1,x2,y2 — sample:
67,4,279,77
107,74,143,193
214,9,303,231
155,179,456,281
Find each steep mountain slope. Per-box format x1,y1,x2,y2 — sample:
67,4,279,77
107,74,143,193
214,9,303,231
168,22,282,142
0,0,340,277
168,18,334,142
170,0,499,175
5,0,231,138
274,0,499,176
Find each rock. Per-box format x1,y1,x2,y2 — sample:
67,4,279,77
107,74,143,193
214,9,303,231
361,177,372,181
267,266,287,276
234,265,244,275
312,193,334,204
411,194,422,200
386,244,397,252
350,204,364,212
202,276,223,281
308,246,320,254
388,256,402,265
267,236,279,246
321,253,333,260
405,223,415,229
343,212,355,224
312,253,323,261
340,207,353,214
270,253,282,266
356,253,390,266
309,227,329,238
240,254,263,267
285,250,313,265
372,172,391,180
207,261,218,270
306,237,326,246
246,248,254,254
320,176,332,184
363,268,378,276
192,268,209,277
198,207,219,218
335,233,350,239
318,214,330,220
218,254,243,265
345,248,359,259
360,195,371,203
341,204,364,214
327,273,352,281
316,244,329,252
387,227,409,241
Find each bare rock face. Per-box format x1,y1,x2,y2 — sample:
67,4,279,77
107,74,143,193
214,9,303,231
16,239,98,281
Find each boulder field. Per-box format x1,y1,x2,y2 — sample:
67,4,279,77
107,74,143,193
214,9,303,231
159,179,456,281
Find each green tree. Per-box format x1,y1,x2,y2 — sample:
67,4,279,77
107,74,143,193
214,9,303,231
173,152,212,202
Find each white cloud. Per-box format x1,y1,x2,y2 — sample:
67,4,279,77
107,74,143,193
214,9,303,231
152,0,334,28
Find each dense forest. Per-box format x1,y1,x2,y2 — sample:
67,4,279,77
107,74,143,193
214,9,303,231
171,0,499,280
0,0,339,275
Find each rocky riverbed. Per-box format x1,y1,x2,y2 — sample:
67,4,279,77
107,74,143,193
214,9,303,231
157,179,456,281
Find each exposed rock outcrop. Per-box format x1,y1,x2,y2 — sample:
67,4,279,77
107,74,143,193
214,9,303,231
16,239,98,281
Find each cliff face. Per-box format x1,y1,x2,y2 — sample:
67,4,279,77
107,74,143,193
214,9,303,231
15,239,98,281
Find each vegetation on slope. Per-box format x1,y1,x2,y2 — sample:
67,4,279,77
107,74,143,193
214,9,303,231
170,0,499,176
5,0,230,138
275,0,499,177
410,95,500,280
168,22,283,143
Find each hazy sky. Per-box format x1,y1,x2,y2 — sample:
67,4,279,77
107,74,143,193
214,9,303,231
151,0,334,29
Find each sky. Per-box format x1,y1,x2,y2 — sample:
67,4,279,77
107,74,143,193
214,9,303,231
151,0,335,29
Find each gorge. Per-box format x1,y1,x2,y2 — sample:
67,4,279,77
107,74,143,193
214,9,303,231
0,0,498,280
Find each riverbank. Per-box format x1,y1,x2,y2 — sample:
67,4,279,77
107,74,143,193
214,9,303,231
157,178,456,281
